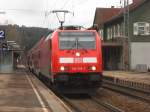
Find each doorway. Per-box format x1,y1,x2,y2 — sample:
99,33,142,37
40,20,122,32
102,46,123,70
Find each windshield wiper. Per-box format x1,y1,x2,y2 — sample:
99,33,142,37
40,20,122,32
68,42,76,50
68,38,78,50
77,42,88,53
66,41,76,53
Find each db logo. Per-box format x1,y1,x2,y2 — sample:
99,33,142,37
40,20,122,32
74,58,82,63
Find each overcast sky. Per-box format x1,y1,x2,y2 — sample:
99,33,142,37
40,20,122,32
0,0,132,29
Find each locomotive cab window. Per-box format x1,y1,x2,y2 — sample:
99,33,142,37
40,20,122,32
59,32,96,50
59,36,76,49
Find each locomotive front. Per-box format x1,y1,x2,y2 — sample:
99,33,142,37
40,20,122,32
51,30,103,91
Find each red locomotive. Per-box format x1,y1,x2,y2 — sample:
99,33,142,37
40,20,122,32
27,29,103,93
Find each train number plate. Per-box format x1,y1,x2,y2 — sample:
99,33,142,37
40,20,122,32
74,58,83,63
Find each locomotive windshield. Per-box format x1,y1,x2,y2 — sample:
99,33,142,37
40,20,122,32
59,32,96,50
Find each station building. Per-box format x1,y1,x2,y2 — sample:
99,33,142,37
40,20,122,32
93,0,150,71
0,26,24,73
0,41,24,73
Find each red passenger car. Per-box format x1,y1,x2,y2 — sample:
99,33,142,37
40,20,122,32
27,29,103,93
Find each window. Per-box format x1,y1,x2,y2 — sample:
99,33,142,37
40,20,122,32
120,22,124,36
113,24,120,37
110,27,113,39
99,29,103,40
107,28,112,40
113,25,116,37
78,36,95,49
133,22,150,35
107,28,110,40
117,24,120,36
59,36,76,49
59,32,96,50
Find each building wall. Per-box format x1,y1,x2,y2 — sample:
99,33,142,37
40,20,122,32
96,0,150,71
131,42,150,70
129,1,150,42
129,1,150,71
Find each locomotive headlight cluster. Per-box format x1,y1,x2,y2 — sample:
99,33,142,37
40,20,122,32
88,66,96,71
60,66,69,71
91,66,96,71
60,66,65,71
76,52,80,57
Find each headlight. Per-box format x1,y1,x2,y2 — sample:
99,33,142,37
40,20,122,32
91,66,96,71
60,66,65,71
76,52,80,57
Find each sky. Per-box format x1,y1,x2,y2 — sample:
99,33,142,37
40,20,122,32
0,0,133,29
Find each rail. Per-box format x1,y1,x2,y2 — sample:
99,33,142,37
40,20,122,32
103,76,150,93
91,97,125,112
103,78,150,103
61,95,125,112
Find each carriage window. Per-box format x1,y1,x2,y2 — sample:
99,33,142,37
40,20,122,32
59,32,96,50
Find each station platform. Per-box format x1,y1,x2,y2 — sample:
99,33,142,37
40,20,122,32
103,71,150,85
0,68,71,112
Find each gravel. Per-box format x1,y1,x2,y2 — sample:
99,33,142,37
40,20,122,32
94,88,150,112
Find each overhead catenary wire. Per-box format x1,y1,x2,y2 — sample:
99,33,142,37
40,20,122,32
60,0,70,9
0,8,45,14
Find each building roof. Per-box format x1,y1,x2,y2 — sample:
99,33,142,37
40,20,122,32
93,7,121,28
93,0,148,28
104,0,148,24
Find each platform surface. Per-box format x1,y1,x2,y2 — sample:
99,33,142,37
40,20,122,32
0,72,50,112
0,69,71,112
103,71,150,85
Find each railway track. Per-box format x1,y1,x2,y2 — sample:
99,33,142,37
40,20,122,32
36,72,124,112
59,94,124,112
91,96,125,112
58,95,85,112
102,79,150,103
